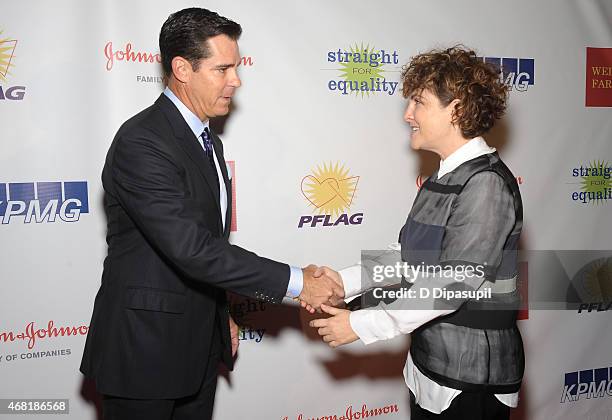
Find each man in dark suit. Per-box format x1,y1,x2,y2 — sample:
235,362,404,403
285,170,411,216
80,8,343,420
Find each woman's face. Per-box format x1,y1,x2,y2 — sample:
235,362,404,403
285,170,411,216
403,88,458,156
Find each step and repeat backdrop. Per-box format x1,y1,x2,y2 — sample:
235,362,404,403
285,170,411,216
1,1,611,419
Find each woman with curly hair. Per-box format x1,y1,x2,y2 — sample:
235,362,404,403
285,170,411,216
309,46,524,419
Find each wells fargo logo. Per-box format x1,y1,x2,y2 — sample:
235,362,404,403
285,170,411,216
298,162,363,228
0,30,26,101
0,320,89,350
586,47,612,107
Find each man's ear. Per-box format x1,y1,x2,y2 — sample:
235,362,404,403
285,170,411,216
171,56,192,84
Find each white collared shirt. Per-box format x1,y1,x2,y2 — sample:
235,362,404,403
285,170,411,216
163,87,228,229
438,136,496,180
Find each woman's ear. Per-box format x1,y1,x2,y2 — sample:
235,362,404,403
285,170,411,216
448,98,461,126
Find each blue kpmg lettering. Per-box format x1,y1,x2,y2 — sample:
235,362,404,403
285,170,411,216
480,57,535,92
560,367,612,403
0,181,89,224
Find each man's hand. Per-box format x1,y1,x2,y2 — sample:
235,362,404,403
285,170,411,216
309,304,358,348
229,315,239,357
298,265,345,314
299,265,344,313
314,266,343,288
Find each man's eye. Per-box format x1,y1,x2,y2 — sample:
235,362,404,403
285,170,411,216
217,68,226,73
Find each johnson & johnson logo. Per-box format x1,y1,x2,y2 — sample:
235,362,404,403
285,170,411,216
104,41,162,71
0,320,89,350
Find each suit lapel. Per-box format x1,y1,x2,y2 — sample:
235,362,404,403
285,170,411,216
210,131,233,238
156,94,223,223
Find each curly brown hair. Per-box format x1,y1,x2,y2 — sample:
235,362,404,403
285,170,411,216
401,46,508,138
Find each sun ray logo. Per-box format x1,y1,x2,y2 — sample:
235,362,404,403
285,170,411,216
0,30,25,100
326,43,399,97
298,162,363,228
573,257,612,314
0,31,17,82
569,160,612,204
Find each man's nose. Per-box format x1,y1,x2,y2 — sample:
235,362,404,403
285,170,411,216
229,69,241,88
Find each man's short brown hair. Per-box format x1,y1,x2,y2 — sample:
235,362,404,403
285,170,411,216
401,46,508,138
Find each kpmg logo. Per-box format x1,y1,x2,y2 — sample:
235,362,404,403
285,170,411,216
480,56,534,92
326,43,400,97
0,30,26,100
561,366,612,402
298,162,363,228
0,181,89,224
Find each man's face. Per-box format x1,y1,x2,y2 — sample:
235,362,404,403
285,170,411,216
403,88,455,154
184,34,242,121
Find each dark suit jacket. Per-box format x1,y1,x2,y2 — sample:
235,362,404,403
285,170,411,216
80,93,290,399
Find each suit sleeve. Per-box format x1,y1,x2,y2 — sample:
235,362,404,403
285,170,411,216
109,128,290,304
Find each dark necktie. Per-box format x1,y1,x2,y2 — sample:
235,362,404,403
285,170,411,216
201,127,215,164
201,127,220,188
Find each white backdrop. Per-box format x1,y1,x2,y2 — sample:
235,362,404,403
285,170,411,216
1,1,611,419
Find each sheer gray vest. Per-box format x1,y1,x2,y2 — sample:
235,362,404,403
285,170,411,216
401,152,524,393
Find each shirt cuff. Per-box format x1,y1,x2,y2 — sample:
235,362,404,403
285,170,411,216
285,265,304,298
339,264,363,298
349,310,397,345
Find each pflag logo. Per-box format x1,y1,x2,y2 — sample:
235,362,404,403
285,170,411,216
326,43,400,97
586,47,612,107
298,162,363,228
480,56,534,92
0,30,25,100
0,181,89,224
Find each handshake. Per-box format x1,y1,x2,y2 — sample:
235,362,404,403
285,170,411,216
296,265,359,348
297,265,345,313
